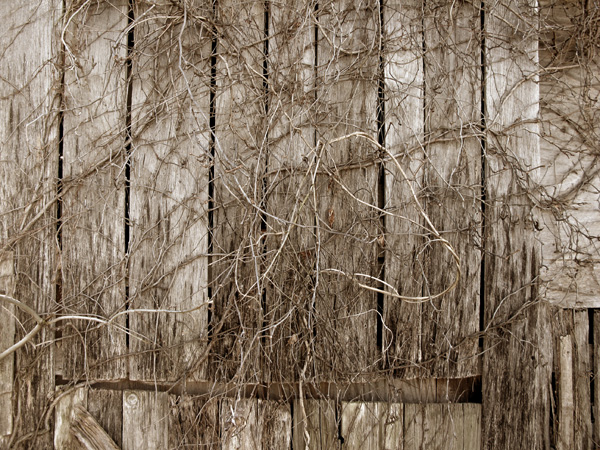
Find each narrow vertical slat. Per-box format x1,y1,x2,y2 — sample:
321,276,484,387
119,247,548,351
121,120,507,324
421,0,481,378
292,399,339,450
128,0,212,382
0,1,59,447
572,311,592,450
594,310,600,446
61,0,128,381
122,390,169,450
263,0,316,382
383,403,404,450
0,252,15,442
557,334,574,450
211,0,266,381
168,395,219,449
313,0,379,380
482,0,551,447
383,0,426,378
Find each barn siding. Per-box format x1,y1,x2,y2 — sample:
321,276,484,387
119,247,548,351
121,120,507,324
2,0,600,448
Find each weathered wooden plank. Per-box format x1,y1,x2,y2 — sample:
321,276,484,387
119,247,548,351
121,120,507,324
404,404,478,450
128,1,212,382
553,309,592,450
221,398,292,449
557,334,574,450
594,310,600,446
87,388,122,449
61,0,128,381
292,399,339,450
122,390,169,450
0,1,59,447
210,0,266,381
538,0,600,308
421,0,481,378
462,404,481,449
482,0,552,448
341,402,380,449
0,252,15,442
259,399,292,449
168,395,219,449
341,402,404,449
313,0,379,380
263,0,316,382
382,0,426,378
54,387,87,450
71,404,120,450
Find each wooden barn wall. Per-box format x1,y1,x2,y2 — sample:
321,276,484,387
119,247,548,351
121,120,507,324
0,0,599,448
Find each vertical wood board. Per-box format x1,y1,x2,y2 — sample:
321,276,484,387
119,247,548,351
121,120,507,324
482,0,551,448
382,0,426,378
129,0,212,382
313,0,380,380
421,0,481,378
122,390,169,450
61,0,128,381
263,0,316,382
0,252,15,440
292,399,339,450
0,1,59,447
210,0,266,381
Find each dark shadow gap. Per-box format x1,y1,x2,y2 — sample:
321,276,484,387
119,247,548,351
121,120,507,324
376,0,386,352
124,0,134,350
207,0,218,339
479,0,487,350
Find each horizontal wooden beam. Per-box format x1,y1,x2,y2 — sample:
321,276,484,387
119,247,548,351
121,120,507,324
56,376,480,404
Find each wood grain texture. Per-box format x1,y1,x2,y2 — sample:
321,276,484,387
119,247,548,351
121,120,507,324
71,405,120,450
292,399,339,450
221,398,291,449
210,0,266,381
594,310,600,446
61,0,128,381
168,395,219,449
404,404,480,450
263,0,316,383
552,309,592,450
382,0,426,378
313,0,379,381
421,0,481,378
341,402,404,450
482,0,552,448
0,252,15,441
537,0,600,308
54,388,87,450
0,1,59,448
87,388,123,448
122,390,169,450
557,334,574,450
128,0,211,382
